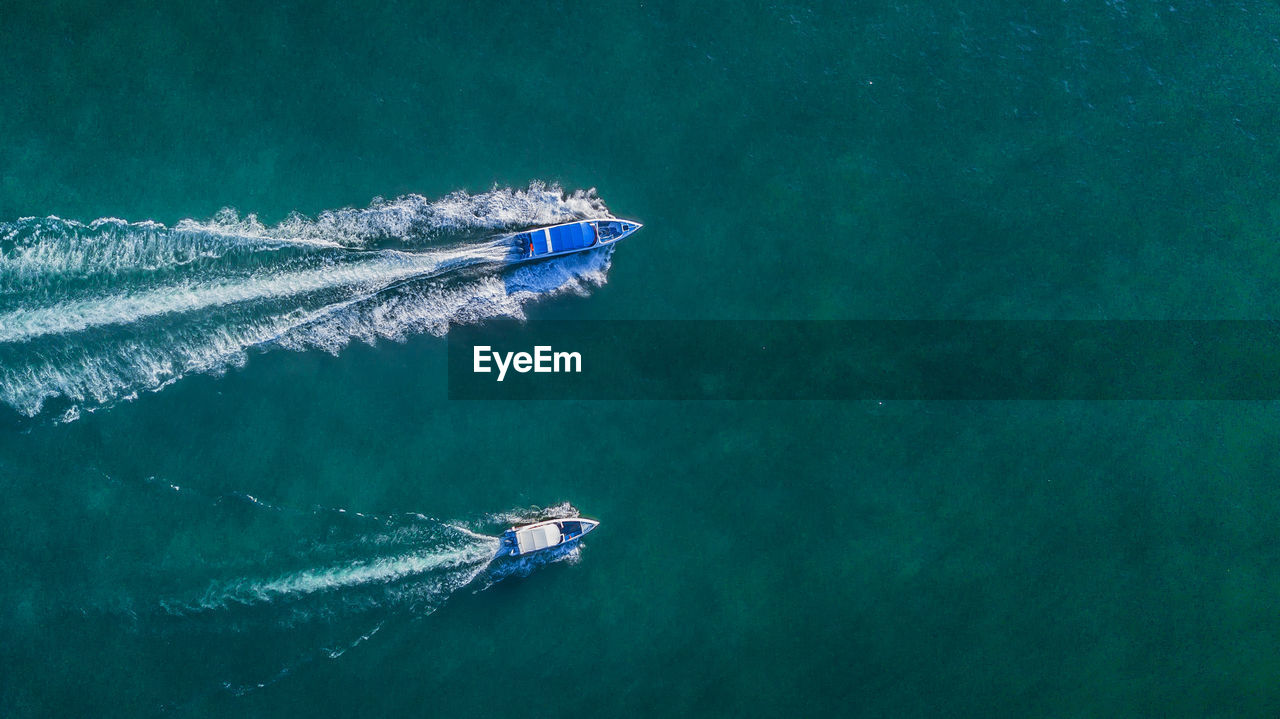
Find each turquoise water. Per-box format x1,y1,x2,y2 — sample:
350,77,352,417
3,1,1280,716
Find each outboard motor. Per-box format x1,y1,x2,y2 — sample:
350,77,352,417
498,529,518,556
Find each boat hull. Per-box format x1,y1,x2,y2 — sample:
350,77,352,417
500,517,600,556
509,219,641,263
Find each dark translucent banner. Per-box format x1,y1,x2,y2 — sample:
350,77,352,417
447,321,1280,400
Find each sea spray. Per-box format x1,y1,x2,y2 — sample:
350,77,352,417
152,496,587,624
129,492,591,702
0,184,616,419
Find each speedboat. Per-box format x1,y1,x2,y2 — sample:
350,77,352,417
500,517,600,556
510,219,642,262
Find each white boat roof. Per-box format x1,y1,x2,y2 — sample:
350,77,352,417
515,522,562,554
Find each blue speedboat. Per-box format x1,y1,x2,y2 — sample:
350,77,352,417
499,517,600,556
510,219,641,262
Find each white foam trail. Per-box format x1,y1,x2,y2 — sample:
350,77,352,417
198,184,612,246
0,215,344,285
156,501,589,619
325,621,384,660
277,248,614,353
481,501,580,527
209,540,500,607
134,499,594,708
0,184,619,418
0,245,502,343
0,248,613,416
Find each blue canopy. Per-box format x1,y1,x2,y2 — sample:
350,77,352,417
547,222,596,253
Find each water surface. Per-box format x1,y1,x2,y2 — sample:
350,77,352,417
3,1,1280,717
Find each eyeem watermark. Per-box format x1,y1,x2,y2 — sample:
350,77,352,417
473,345,582,382
450,320,1280,400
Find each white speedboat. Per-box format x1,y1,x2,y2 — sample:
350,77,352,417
510,219,642,262
500,517,600,556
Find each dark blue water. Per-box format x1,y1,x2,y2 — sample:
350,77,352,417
3,2,1279,716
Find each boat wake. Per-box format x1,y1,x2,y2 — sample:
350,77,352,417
165,517,502,625
132,490,587,701
157,499,584,625
0,183,616,420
